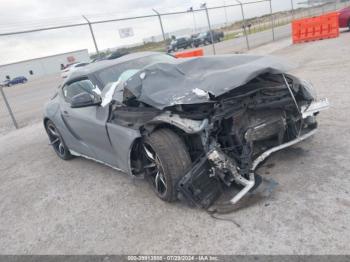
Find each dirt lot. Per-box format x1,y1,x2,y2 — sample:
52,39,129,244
1,32,350,254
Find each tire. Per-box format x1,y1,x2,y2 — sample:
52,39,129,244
45,120,74,160
143,128,192,202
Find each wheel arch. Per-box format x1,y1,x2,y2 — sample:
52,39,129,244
148,121,206,160
43,117,51,128
129,122,205,176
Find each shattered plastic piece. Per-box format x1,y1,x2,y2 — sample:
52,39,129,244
101,80,120,107
92,86,101,96
192,88,209,99
139,72,146,80
101,69,139,106
208,177,278,214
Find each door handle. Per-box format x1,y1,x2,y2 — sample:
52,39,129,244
63,110,69,116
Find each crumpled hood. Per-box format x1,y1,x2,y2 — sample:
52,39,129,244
121,54,294,110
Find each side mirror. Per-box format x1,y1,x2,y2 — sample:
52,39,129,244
71,92,101,108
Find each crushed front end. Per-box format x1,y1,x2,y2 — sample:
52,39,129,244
171,73,329,209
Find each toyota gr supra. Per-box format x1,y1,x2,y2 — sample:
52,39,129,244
43,52,329,210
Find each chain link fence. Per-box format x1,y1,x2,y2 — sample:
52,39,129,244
0,0,349,133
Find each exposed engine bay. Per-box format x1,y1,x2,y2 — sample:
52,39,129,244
111,71,329,210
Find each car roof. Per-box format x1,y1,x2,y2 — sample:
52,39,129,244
62,51,160,85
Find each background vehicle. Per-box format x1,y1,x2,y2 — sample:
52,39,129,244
339,7,350,29
193,30,224,47
61,62,89,78
4,76,28,86
106,49,130,60
167,37,193,52
92,49,130,62
0,80,9,87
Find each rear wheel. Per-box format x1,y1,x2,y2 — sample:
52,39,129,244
45,120,73,160
143,129,192,202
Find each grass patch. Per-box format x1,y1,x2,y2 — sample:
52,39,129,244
223,32,240,41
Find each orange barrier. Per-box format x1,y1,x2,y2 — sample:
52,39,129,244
174,48,204,58
292,12,339,44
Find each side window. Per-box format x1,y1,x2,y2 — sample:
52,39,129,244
62,79,95,103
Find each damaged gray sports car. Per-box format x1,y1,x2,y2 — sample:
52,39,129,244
44,52,329,210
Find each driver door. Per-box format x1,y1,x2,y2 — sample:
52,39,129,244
60,78,118,166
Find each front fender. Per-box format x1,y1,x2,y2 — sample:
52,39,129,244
146,112,208,134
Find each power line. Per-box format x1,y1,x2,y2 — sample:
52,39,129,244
0,0,269,36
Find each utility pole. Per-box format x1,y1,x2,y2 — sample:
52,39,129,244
224,0,229,26
291,0,295,19
269,0,275,41
82,15,100,57
152,9,167,47
235,0,250,50
188,7,197,33
201,3,216,55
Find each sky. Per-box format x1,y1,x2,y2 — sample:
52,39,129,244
0,0,300,64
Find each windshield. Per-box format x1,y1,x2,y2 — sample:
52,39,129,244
100,69,139,107
98,54,177,106
97,54,176,87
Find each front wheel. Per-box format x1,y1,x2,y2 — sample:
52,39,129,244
143,129,192,202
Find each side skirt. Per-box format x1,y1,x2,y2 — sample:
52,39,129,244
69,149,127,174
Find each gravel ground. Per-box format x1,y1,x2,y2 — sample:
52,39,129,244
0,32,350,254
